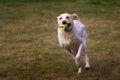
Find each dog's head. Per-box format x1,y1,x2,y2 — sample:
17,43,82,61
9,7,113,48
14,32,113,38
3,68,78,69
56,13,74,32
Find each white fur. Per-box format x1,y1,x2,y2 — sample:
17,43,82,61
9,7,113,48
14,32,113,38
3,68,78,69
56,13,90,73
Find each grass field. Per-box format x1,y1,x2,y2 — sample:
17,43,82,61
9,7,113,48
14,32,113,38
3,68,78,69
0,0,120,80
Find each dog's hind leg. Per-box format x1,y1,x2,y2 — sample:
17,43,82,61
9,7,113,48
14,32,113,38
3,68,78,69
75,58,82,73
66,49,82,73
66,49,76,60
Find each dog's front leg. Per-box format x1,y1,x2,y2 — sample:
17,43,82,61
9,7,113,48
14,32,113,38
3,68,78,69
76,44,83,59
83,41,90,69
75,44,83,73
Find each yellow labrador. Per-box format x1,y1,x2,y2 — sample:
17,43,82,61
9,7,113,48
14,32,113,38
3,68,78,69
56,13,90,73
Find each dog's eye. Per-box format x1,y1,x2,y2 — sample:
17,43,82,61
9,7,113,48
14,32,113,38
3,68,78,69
59,17,62,20
66,16,70,19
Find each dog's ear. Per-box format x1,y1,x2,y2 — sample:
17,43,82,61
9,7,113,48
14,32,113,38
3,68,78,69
56,17,58,23
72,14,80,20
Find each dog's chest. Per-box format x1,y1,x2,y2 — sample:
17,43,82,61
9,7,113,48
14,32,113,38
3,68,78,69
58,29,80,49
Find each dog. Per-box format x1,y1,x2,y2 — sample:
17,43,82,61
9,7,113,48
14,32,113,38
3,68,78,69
56,13,90,73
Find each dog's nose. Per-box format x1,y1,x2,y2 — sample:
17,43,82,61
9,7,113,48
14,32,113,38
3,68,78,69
62,21,67,24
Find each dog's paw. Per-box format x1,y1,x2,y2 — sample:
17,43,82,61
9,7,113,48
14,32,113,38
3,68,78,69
77,68,82,74
85,67,90,70
85,64,90,70
75,54,80,60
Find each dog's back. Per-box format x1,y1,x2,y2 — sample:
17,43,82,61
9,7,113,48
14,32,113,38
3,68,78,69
72,14,87,39
73,20,87,40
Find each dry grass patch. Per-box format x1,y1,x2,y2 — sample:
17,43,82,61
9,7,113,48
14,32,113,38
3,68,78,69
0,1,120,80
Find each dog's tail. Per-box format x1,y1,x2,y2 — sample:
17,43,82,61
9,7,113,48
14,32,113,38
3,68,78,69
72,14,80,20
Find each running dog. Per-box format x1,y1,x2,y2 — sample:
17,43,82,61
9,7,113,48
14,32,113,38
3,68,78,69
56,13,90,73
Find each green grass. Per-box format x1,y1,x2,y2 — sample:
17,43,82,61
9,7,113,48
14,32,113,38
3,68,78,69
0,0,120,80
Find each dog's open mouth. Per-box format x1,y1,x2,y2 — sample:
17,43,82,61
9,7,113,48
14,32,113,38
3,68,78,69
64,23,71,32
59,22,71,32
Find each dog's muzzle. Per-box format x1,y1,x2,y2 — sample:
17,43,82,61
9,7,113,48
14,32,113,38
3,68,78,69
61,21,71,32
